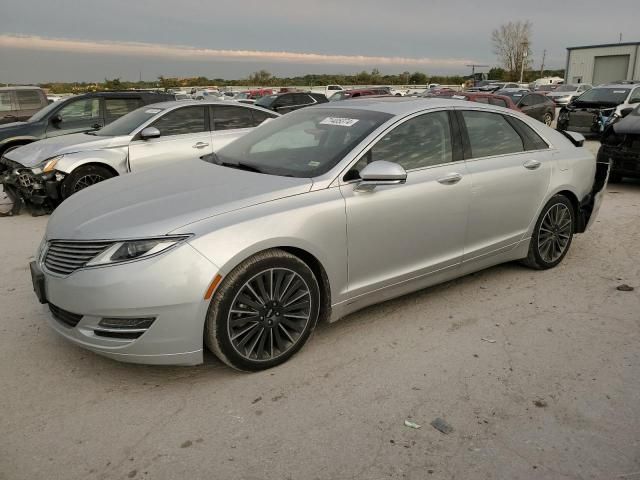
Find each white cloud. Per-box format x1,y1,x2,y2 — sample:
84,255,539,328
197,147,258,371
0,34,476,69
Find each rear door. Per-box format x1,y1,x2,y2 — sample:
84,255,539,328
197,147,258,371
457,109,552,261
127,105,212,171
210,105,258,151
44,96,104,138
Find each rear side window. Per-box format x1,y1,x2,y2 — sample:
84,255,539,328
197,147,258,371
105,98,144,123
251,109,277,126
293,94,313,104
506,117,549,151
0,92,12,112
461,111,524,158
16,90,43,109
489,98,507,108
152,106,206,135
212,106,254,130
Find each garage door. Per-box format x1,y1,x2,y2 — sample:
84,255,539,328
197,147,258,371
593,55,630,85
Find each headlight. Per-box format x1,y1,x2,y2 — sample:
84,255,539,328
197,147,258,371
86,236,190,267
32,155,64,174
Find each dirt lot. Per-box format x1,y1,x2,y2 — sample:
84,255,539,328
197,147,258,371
1,143,639,480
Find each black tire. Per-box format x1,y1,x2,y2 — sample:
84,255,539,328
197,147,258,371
205,249,321,371
60,165,115,199
522,195,574,270
608,172,623,183
543,112,553,126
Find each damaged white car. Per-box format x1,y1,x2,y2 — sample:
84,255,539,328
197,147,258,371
0,101,278,215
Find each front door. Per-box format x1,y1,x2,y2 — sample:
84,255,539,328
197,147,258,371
128,105,212,172
340,110,469,297
457,109,552,261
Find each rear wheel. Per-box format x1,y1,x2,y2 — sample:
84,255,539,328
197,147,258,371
205,249,321,371
60,165,115,199
522,195,574,270
543,112,553,126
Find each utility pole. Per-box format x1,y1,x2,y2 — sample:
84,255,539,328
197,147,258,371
519,42,529,83
619,33,623,43
539,49,546,78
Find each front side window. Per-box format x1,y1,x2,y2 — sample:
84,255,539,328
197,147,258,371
57,98,100,122
96,105,167,137
152,106,206,136
212,108,392,177
212,106,254,131
629,88,640,104
0,92,12,112
366,111,453,171
105,98,144,123
16,90,43,109
462,111,523,158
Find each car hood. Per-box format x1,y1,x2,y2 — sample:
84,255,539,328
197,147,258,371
46,159,313,240
5,132,130,167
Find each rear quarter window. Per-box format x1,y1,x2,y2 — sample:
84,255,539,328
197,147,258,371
16,90,44,109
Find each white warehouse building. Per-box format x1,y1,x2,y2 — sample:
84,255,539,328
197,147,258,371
565,42,640,86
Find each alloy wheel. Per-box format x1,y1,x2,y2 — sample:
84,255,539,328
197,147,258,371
537,203,572,263
227,268,312,362
73,174,105,192
544,113,553,126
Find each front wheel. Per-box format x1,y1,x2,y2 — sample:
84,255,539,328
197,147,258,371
60,165,115,199
205,249,321,371
522,195,574,270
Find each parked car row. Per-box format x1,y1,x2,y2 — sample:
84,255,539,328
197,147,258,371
0,100,278,215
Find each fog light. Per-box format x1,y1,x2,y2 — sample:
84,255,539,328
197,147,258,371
98,317,155,329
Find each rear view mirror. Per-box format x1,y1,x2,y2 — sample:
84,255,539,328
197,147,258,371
355,161,407,191
139,127,161,140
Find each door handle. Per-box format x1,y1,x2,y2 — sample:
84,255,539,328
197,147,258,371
523,159,541,170
437,173,463,185
192,142,210,149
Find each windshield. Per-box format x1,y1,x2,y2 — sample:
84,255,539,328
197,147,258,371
555,85,577,92
95,105,166,136
574,87,630,105
28,101,61,122
208,108,392,178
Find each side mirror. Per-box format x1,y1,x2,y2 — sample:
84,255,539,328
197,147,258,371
355,161,407,192
620,107,634,118
139,127,161,140
50,114,62,125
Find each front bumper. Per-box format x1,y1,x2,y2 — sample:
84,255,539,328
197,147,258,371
599,142,640,178
0,157,64,207
35,242,219,365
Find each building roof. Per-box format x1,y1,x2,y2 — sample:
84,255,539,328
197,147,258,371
567,41,640,51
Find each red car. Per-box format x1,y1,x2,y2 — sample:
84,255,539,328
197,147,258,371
452,92,520,111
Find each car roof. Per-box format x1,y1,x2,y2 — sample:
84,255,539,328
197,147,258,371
597,83,637,88
144,99,276,113
311,97,489,115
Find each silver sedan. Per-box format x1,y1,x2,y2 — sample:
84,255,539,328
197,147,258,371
30,98,609,370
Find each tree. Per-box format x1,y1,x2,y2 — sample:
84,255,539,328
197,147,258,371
248,70,273,86
487,67,507,81
491,21,533,81
409,72,428,85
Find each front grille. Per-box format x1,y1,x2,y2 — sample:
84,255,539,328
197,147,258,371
49,303,83,328
568,112,596,128
44,240,114,275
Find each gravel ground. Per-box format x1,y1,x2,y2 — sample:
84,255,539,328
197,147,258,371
1,142,639,480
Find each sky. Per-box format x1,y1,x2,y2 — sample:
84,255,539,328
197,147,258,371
1,0,638,83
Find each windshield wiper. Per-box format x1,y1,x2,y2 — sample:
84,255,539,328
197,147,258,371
221,161,265,174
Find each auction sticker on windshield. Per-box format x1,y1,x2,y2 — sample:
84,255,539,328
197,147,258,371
320,117,359,127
